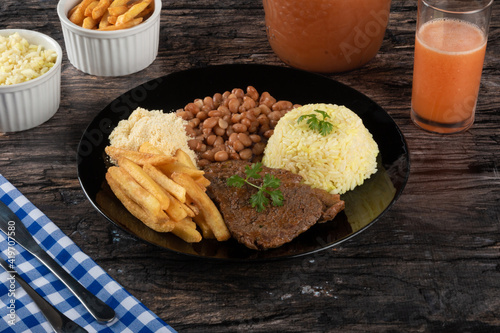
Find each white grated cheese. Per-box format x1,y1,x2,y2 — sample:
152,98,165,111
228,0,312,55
0,33,57,86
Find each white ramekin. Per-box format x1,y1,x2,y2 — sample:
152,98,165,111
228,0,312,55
57,0,161,76
0,29,63,133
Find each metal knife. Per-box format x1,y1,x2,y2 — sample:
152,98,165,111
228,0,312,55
0,257,88,333
0,200,115,323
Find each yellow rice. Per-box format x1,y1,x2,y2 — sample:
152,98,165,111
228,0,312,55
262,103,379,195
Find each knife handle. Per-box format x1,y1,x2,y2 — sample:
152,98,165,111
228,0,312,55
0,201,115,323
14,271,89,333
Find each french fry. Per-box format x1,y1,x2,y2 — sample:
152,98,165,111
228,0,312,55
109,0,130,7
99,17,143,30
92,0,111,20
107,5,129,16
171,172,230,241
193,176,211,189
136,4,154,19
162,191,188,222
193,212,215,239
69,0,152,30
82,16,98,29
117,157,170,211
174,149,197,169
69,0,95,25
138,142,163,155
115,0,152,27
159,161,205,178
107,166,161,216
99,10,111,28
84,1,99,17
171,217,202,243
68,3,80,18
143,164,187,203
106,172,174,232
105,146,176,166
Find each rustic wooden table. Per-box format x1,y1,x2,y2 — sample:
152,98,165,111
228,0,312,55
1,0,499,332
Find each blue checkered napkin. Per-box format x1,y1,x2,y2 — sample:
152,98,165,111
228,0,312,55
0,174,177,333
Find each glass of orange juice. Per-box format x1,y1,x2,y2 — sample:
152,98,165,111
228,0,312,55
411,0,493,134
263,0,392,73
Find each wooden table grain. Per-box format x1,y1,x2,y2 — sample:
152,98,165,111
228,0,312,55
1,1,499,332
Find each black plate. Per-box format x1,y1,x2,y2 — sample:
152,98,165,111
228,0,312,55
77,64,410,261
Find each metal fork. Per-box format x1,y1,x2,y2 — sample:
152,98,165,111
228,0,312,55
0,257,88,332
0,200,115,323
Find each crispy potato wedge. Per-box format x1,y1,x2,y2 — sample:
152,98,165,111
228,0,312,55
143,164,187,203
106,172,174,232
107,166,161,216
105,146,176,166
117,157,170,211
171,217,202,243
171,172,230,241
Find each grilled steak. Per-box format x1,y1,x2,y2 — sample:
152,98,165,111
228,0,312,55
203,161,345,250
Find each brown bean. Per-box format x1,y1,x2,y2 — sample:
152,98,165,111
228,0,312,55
214,150,229,162
232,88,245,99
203,96,215,109
185,126,196,138
196,111,208,121
214,126,225,137
246,86,259,101
232,140,244,152
229,152,240,160
193,99,204,109
185,102,200,114
252,142,266,155
178,110,194,120
208,110,222,117
231,113,242,123
272,100,293,111
239,148,253,160
257,114,269,126
203,117,219,129
241,117,252,128
249,134,261,143
228,132,239,144
260,92,276,108
237,133,252,147
202,128,213,137
232,123,248,133
263,129,274,138
250,107,261,117
198,159,210,167
218,118,229,129
218,105,230,115
206,134,217,146
241,96,256,111
188,139,200,150
259,104,272,115
214,136,224,147
213,93,223,107
201,105,212,112
228,98,241,113
268,110,282,121
189,117,201,128
201,149,215,161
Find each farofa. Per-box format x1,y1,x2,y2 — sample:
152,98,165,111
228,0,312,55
109,107,198,166
262,103,379,195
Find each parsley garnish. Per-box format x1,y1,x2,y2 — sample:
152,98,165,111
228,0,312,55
297,109,334,136
227,162,284,212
